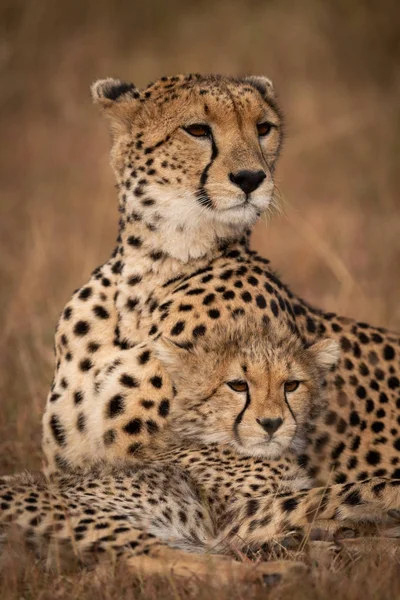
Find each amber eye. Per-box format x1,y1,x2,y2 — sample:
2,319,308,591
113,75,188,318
284,381,300,393
184,123,211,137
227,380,249,393
257,122,273,137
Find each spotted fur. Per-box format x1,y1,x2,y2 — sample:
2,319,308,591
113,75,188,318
4,320,400,579
42,74,400,489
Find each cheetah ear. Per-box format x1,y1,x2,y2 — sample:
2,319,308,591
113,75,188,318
91,78,140,133
153,338,195,375
308,339,340,371
91,78,140,104
243,75,275,97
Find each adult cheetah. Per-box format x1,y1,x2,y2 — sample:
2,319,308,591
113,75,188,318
42,74,400,487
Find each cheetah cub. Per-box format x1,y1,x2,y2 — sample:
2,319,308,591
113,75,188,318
3,319,400,582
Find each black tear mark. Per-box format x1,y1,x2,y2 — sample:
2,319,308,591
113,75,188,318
196,136,218,209
233,389,251,444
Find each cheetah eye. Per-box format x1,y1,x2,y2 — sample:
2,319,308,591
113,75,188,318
183,124,211,137
227,380,248,393
257,122,273,137
284,381,300,393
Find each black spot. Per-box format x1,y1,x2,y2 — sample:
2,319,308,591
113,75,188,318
79,287,92,300
344,490,362,505
306,317,316,333
366,450,381,466
366,399,375,413
331,442,345,460
242,291,252,303
179,303,193,312
93,305,109,319
74,390,83,405
63,307,72,320
150,375,163,389
371,421,384,433
270,299,279,317
350,411,360,426
87,341,100,353
127,235,142,248
123,419,142,435
256,294,266,309
107,395,125,418
203,293,215,305
138,350,151,364
356,386,366,399
158,399,170,417
127,297,139,311
281,497,299,512
246,499,259,517
77,412,86,432
222,290,235,300
388,376,399,390
347,456,358,469
208,309,220,319
74,320,90,336
141,400,154,409
112,260,122,274
220,269,234,281
170,321,185,336
120,374,139,388
247,276,258,286
49,415,66,447
128,275,142,286
79,358,93,372
383,345,395,361
193,325,206,338
340,337,352,352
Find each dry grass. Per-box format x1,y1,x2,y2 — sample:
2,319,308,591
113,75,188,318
0,0,399,596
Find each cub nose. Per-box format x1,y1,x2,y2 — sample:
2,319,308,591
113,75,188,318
229,170,266,195
257,417,283,436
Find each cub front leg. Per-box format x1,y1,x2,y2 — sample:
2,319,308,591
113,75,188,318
221,478,400,549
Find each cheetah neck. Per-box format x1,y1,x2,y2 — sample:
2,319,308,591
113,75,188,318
114,190,251,344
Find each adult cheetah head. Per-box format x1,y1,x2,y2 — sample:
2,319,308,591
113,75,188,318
92,74,283,249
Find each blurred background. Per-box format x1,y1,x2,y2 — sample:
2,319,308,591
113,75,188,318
0,0,399,473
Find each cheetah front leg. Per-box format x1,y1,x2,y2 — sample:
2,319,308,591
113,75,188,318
220,477,400,549
43,342,175,475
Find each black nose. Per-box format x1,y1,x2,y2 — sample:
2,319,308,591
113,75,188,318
229,170,266,195
257,417,283,436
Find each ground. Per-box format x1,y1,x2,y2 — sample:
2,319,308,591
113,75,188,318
0,0,399,597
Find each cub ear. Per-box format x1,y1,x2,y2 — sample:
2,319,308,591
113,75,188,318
153,338,194,375
91,78,140,133
243,75,275,97
308,338,340,371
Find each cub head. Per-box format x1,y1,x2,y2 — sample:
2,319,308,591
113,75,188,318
155,319,339,459
92,74,283,254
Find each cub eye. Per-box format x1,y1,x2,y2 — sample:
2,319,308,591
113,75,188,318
257,122,273,137
183,123,211,137
227,380,248,393
284,381,300,393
